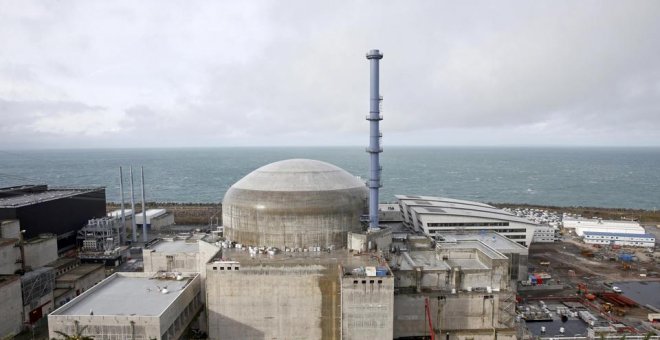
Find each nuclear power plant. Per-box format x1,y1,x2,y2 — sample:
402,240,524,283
43,50,546,340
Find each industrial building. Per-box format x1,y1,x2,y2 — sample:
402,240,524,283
134,208,175,231
222,158,368,249
0,185,106,251
582,231,656,248
532,225,559,243
396,195,542,246
44,49,543,340
48,272,202,340
0,275,23,338
77,217,129,266
563,217,646,236
21,267,55,325
206,246,394,340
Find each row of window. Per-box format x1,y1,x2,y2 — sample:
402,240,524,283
427,222,511,227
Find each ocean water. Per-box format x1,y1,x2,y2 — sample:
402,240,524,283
0,147,658,209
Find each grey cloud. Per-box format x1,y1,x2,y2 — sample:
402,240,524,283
1,1,659,147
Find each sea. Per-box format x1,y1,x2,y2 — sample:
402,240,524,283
0,147,659,210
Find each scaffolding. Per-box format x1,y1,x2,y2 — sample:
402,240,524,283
21,267,55,308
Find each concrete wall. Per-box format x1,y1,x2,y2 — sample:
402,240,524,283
206,262,341,340
0,240,20,275
55,265,105,296
24,235,58,269
348,228,392,253
0,220,20,239
341,274,394,340
143,250,199,273
393,292,516,339
0,276,23,338
149,213,175,231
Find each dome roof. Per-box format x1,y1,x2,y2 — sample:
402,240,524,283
230,159,365,192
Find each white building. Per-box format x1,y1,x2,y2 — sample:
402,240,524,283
49,272,202,340
532,225,558,243
396,195,543,247
563,217,645,236
583,232,655,248
135,209,175,230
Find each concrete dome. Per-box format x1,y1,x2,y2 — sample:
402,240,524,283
222,159,368,249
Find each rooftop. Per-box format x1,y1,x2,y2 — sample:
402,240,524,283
53,273,196,316
0,186,104,208
214,247,383,270
46,257,79,270
437,232,528,254
413,205,538,225
397,194,538,225
396,195,495,209
56,264,104,282
150,239,199,253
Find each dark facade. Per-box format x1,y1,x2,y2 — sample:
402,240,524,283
0,185,106,252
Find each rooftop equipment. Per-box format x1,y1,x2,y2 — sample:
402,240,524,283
366,49,383,231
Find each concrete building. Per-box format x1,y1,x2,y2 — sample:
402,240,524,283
0,275,23,338
563,217,646,236
390,234,517,340
436,231,529,284
135,209,175,231
532,225,559,243
206,248,393,340
49,272,202,340
1,219,57,273
23,233,58,269
0,185,106,252
396,195,541,246
143,237,219,303
54,263,105,300
583,231,656,248
0,237,20,275
222,159,368,249
21,267,55,325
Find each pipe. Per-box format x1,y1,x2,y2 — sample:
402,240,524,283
129,166,137,243
140,166,147,243
366,49,383,231
119,167,126,244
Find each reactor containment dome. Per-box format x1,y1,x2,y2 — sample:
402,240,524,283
222,159,368,249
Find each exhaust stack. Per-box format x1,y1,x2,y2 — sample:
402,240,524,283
129,166,137,243
119,167,127,244
140,166,148,243
366,49,383,230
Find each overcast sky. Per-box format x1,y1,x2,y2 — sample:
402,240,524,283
1,1,659,148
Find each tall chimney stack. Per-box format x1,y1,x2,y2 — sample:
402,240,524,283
140,166,148,243
366,49,383,230
129,166,138,243
119,167,127,244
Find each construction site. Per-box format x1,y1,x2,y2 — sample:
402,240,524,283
516,224,660,339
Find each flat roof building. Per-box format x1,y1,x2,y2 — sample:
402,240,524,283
583,231,656,248
49,272,202,340
390,233,518,340
563,217,646,236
